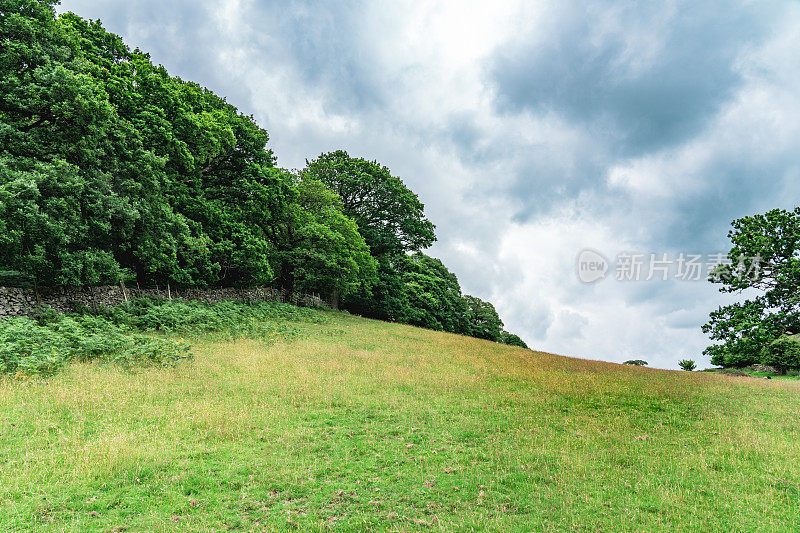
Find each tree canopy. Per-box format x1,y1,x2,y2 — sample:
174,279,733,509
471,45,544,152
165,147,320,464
303,151,436,257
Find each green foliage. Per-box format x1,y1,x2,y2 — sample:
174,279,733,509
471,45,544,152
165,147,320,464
761,336,800,374
0,313,191,376
624,360,648,366
265,171,376,303
95,297,324,340
462,295,503,341
343,254,411,322
397,253,468,334
0,298,332,377
499,330,528,348
678,359,697,371
0,2,281,288
304,150,436,256
703,208,800,367
0,270,33,288
342,252,529,345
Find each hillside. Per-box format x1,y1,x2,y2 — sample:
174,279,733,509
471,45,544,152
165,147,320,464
1,309,799,531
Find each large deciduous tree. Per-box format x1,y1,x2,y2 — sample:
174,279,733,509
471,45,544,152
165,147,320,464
303,150,438,318
703,208,800,367
265,170,376,305
303,150,435,257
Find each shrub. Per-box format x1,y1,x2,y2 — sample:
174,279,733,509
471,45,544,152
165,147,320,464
0,314,191,377
761,336,800,374
93,298,322,340
678,359,697,371
623,360,648,366
1,298,325,378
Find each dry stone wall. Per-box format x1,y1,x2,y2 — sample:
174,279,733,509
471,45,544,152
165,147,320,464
0,285,325,317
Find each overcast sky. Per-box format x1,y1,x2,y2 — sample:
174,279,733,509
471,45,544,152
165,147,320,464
57,0,800,369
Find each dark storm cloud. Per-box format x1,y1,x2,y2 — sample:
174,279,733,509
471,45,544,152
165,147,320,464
245,1,387,112
489,1,768,155
478,0,798,255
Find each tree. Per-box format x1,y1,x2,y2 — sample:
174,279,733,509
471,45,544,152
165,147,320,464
703,208,800,367
761,336,800,374
462,295,503,341
303,151,436,257
265,170,376,304
342,254,410,321
0,3,282,289
678,359,697,371
499,330,528,348
0,2,132,288
623,360,648,366
396,253,467,334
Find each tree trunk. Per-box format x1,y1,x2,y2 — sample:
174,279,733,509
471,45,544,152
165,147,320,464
278,261,295,303
328,289,340,310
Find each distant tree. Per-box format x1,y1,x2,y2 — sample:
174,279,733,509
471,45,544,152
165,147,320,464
703,208,800,367
462,295,503,341
303,151,436,257
624,360,648,366
499,330,528,348
678,359,697,371
761,336,800,374
397,253,467,334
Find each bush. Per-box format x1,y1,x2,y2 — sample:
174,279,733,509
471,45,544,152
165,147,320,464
678,359,697,371
0,315,191,377
761,336,800,374
623,360,648,366
93,298,323,339
1,298,326,378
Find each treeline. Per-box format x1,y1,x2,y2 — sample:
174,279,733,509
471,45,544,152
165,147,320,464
0,1,527,348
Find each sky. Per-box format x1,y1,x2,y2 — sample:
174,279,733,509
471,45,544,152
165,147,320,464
57,0,800,369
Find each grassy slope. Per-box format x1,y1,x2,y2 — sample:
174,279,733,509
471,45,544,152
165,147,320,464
1,310,799,532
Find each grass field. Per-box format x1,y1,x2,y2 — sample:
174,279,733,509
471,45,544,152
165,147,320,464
2,309,800,531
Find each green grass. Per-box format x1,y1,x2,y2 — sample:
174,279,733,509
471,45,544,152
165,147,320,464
2,309,799,531
704,367,800,380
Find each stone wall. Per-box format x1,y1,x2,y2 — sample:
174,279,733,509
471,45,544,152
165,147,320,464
0,285,326,317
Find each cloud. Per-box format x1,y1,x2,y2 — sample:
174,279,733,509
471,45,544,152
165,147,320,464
56,0,800,369
489,1,769,155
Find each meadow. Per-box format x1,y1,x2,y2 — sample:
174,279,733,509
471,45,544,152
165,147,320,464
1,308,799,531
